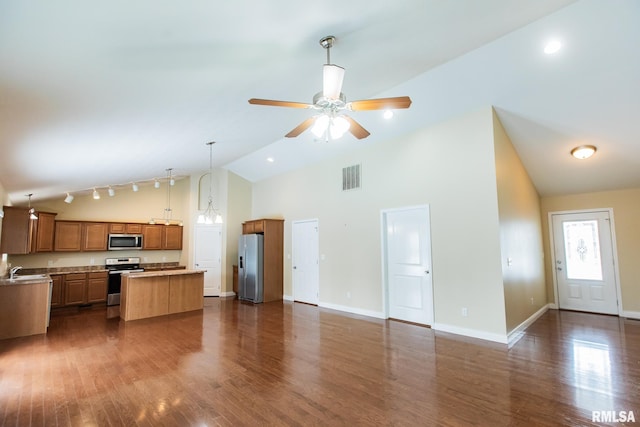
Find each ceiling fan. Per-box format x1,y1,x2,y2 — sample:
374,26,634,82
248,35,412,140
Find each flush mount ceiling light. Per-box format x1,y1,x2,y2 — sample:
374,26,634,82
197,142,223,225
544,40,562,54
64,193,74,204
571,145,597,159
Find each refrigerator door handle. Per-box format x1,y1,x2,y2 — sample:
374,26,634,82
239,256,243,269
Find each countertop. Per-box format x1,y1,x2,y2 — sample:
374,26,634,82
122,269,205,279
0,274,52,286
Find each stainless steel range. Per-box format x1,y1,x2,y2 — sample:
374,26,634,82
105,257,143,306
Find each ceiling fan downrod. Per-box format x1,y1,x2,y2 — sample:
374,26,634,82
319,35,335,65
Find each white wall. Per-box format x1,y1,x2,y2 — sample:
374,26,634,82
251,107,508,338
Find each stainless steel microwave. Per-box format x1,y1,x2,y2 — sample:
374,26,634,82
108,234,143,250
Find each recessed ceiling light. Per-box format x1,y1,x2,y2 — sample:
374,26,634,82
544,40,562,55
571,145,596,159
266,157,274,163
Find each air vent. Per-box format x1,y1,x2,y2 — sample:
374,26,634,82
342,164,361,191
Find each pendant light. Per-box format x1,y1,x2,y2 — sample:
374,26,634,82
197,141,223,224
26,194,38,220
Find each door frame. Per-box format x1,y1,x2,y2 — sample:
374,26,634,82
380,204,434,322
548,208,623,316
292,218,320,304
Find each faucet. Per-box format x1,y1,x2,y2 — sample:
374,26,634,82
9,266,22,279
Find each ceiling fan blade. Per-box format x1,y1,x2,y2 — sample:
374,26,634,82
348,96,412,111
343,115,370,139
285,117,316,138
248,98,313,109
323,64,345,100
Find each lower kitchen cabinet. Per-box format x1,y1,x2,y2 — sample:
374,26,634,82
50,274,64,307
60,271,108,306
64,273,87,305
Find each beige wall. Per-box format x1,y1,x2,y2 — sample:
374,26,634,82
540,188,640,315
492,110,546,333
224,171,252,293
252,107,508,337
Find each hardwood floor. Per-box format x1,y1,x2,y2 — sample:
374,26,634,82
1,300,639,426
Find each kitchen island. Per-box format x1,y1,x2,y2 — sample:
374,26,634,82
0,276,51,339
120,269,204,321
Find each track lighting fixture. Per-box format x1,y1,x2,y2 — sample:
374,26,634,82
108,187,115,197
26,194,38,220
132,183,139,192
64,193,74,204
154,179,160,189
92,188,100,200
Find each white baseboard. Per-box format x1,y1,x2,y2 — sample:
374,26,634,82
506,304,552,348
283,294,293,301
431,323,508,344
621,310,640,320
318,301,385,319
548,303,558,309
220,291,236,298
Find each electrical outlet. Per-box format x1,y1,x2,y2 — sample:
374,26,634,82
462,307,468,317
530,297,534,305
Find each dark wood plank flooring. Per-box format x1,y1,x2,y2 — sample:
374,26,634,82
1,299,639,426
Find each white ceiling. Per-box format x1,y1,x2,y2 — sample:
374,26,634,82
1,0,639,204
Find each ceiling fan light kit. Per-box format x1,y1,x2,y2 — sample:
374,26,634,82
248,35,411,141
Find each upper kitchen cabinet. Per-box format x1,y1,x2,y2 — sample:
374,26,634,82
54,221,83,251
109,223,143,234
0,206,57,254
82,222,109,251
142,224,183,250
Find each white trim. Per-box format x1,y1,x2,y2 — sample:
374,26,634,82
318,301,385,319
283,294,294,301
548,208,623,316
220,291,236,298
548,303,559,309
506,304,552,348
432,323,508,344
621,310,640,320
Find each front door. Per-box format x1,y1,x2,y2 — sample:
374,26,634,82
551,211,619,315
383,206,433,325
292,219,319,305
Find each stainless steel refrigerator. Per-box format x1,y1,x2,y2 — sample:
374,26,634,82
238,234,264,303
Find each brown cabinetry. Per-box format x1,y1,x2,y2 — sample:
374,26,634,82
241,218,284,302
0,207,56,254
60,271,108,306
86,271,108,303
109,223,143,234
54,221,83,252
82,222,108,251
64,273,87,305
50,274,64,307
142,224,183,250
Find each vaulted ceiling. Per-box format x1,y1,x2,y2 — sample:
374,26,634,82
1,0,638,204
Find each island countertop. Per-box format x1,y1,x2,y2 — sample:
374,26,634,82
122,269,205,279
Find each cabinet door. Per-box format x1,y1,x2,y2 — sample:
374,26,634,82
33,212,56,252
163,226,183,249
242,221,255,234
126,223,143,233
54,222,83,252
64,274,87,305
109,223,126,233
50,275,64,307
0,206,31,254
83,223,108,251
142,225,163,250
87,272,107,303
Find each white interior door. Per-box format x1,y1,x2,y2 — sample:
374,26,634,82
292,219,319,305
384,206,433,325
551,211,618,314
194,224,222,297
